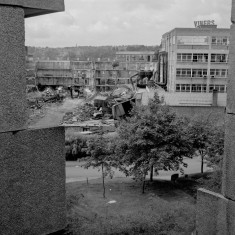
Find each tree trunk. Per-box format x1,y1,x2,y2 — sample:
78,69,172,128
150,165,154,182
201,153,204,174
142,174,146,194
102,163,105,198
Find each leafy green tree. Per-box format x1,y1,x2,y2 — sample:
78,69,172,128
114,94,193,193
207,124,224,167
81,133,114,198
188,118,224,174
44,48,60,60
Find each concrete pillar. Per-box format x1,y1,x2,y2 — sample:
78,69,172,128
222,21,235,200
196,1,235,234
0,6,27,132
0,1,66,234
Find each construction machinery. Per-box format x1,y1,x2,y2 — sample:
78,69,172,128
129,70,154,90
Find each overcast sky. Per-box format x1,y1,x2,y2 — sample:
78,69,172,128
25,0,231,47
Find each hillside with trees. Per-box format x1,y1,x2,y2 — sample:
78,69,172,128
27,45,159,61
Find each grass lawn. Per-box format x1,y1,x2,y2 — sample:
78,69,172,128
62,177,197,235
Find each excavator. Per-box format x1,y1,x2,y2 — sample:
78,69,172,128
129,70,155,90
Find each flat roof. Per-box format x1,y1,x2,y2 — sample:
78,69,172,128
162,27,230,38
116,51,155,55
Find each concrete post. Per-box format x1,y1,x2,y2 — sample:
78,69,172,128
222,1,235,201
0,6,27,132
196,1,235,234
0,1,66,234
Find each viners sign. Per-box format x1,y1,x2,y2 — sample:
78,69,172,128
194,20,215,28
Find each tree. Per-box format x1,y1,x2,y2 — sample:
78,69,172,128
114,94,193,193
81,133,114,198
206,124,224,167
44,48,60,60
188,118,223,174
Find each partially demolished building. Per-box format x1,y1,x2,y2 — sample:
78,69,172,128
34,51,158,92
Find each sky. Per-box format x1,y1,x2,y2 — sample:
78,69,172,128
25,0,231,47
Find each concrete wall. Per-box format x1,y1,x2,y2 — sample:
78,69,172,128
0,2,66,235
196,1,235,234
0,6,27,132
0,127,66,235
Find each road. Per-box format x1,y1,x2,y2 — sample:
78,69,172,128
66,156,212,183
30,98,84,128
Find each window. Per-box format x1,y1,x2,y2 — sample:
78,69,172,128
191,84,207,92
211,36,229,45
176,68,191,77
211,54,227,63
221,69,227,77
177,53,192,62
175,84,191,92
176,84,181,92
175,84,208,92
209,85,226,93
177,36,209,45
191,84,197,92
182,84,190,92
192,69,207,78
202,85,207,92
210,69,228,78
192,54,208,62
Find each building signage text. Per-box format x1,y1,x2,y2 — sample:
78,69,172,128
194,20,215,28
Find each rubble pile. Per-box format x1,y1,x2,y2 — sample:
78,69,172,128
111,86,134,100
27,86,68,110
27,85,43,109
63,103,98,124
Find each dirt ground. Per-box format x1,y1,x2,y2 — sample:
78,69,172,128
29,98,84,128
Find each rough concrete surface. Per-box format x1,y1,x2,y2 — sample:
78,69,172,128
0,127,66,235
227,24,235,114
0,0,65,17
222,114,235,200
0,6,28,133
197,189,228,235
197,188,235,235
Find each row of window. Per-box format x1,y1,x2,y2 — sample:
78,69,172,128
211,36,229,45
176,69,228,78
177,53,208,62
177,53,228,63
177,36,229,46
176,84,226,93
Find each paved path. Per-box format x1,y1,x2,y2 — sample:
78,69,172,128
66,156,213,183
